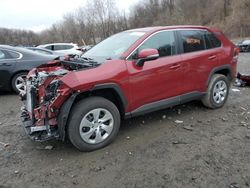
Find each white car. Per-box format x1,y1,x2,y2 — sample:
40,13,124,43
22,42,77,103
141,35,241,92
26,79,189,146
37,43,82,56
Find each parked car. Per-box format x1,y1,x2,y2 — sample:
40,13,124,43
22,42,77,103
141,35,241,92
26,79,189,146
237,39,250,52
37,43,82,56
0,45,57,93
20,26,238,151
26,47,65,59
79,45,94,53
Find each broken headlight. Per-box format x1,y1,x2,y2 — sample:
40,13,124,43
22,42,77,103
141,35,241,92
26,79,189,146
44,80,61,101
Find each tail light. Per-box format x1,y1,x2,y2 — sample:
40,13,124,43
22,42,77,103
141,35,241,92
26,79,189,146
233,47,240,60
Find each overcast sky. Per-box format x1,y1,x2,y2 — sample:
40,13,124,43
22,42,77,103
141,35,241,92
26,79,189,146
0,0,138,32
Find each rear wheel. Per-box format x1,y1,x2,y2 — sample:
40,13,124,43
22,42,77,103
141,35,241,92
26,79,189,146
201,74,230,109
11,72,27,94
67,97,120,151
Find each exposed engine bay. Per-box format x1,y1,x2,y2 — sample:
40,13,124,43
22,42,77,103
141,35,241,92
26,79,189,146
20,57,100,141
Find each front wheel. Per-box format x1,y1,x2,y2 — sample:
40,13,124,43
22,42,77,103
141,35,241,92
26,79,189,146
201,74,230,109
67,97,121,151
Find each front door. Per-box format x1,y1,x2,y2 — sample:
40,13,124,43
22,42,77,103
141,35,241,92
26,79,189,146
126,30,184,110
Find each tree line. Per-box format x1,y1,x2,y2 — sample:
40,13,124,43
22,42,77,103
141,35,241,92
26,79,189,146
0,0,250,46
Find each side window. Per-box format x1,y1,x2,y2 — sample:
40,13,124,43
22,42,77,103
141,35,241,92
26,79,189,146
7,51,21,59
0,50,20,60
132,31,177,58
179,30,205,53
0,50,6,59
45,45,53,50
62,45,74,50
204,31,221,49
54,45,73,51
54,45,63,51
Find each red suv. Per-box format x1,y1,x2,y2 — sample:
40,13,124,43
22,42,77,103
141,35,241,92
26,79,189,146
20,26,238,151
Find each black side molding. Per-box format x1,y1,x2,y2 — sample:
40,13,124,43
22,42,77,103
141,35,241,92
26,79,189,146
207,65,233,86
92,83,128,108
57,83,128,140
57,93,79,141
125,91,205,119
180,92,205,104
126,96,180,118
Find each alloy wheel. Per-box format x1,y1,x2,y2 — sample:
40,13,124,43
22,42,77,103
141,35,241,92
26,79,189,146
15,75,27,93
212,80,227,104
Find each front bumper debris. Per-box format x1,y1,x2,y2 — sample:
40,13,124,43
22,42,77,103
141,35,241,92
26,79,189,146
20,79,59,142
19,64,73,142
20,106,59,141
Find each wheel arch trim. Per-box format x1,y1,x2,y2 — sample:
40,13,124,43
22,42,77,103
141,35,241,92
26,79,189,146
206,65,233,86
57,83,128,140
91,83,128,108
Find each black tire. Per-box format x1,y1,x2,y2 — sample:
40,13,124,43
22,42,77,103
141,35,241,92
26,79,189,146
201,74,230,109
67,97,121,152
11,72,28,94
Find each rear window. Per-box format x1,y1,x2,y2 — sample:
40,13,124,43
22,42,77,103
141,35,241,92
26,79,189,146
204,31,221,49
179,30,205,53
0,50,5,59
0,50,21,59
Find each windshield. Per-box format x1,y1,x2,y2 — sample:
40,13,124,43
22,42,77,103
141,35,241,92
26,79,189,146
242,40,250,45
83,31,145,60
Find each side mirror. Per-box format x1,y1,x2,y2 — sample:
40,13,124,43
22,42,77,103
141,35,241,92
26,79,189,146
136,49,159,67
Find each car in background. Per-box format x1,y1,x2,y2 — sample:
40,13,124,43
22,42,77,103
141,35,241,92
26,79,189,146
0,45,57,93
79,45,94,53
37,43,82,56
237,39,250,52
26,47,65,59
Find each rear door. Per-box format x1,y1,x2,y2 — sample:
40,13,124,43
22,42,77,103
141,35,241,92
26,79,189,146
126,30,184,110
177,29,223,93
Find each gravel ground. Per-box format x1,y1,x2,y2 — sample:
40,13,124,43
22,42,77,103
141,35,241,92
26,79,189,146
0,53,250,188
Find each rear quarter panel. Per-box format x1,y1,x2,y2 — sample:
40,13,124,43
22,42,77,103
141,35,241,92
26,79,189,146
213,31,237,79
180,47,223,92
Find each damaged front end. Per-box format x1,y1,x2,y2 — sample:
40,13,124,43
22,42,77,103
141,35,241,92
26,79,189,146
20,63,71,141
20,57,99,141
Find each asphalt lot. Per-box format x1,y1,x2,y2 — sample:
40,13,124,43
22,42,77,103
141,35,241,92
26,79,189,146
0,53,250,188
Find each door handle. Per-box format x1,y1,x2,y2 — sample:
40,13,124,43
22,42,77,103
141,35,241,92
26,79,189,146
208,55,217,60
170,64,181,70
